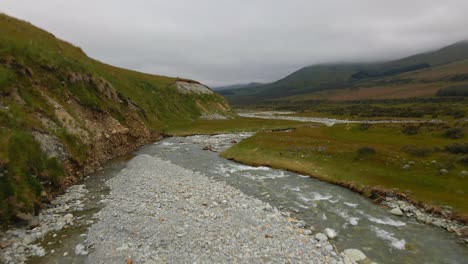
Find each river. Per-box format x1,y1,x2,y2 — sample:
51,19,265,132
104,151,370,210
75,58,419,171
27,134,467,264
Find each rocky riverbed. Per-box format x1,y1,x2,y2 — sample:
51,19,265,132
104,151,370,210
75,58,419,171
85,155,355,263
0,185,88,263
238,111,444,126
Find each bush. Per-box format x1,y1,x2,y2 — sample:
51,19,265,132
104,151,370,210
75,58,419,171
444,143,468,155
358,123,372,131
357,147,376,156
401,145,433,157
436,85,468,97
442,127,465,139
401,125,419,135
458,156,468,165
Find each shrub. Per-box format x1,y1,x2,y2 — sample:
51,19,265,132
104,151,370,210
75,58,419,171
458,155,468,165
436,85,468,97
358,123,372,131
401,145,433,157
401,125,419,135
442,127,465,139
357,147,376,156
444,143,468,155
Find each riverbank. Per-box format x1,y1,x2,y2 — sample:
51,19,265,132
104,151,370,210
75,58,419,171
221,125,468,242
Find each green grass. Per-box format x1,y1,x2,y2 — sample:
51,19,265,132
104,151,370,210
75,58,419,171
222,123,468,215
0,13,231,223
167,117,309,136
0,132,65,223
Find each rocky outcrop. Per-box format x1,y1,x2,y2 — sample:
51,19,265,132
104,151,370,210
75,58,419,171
175,80,214,94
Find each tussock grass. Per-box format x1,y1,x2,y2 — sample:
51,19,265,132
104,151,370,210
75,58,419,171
222,123,468,215
168,117,307,136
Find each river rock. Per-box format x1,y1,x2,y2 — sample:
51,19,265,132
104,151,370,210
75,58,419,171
440,169,448,174
75,244,88,255
16,212,33,222
64,213,74,224
459,171,468,177
390,207,404,216
315,233,328,242
343,249,367,262
324,228,337,239
402,164,410,170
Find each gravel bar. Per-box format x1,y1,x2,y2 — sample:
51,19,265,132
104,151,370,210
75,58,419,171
85,154,344,263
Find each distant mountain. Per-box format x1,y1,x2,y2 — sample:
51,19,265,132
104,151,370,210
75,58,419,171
214,82,264,91
222,41,468,104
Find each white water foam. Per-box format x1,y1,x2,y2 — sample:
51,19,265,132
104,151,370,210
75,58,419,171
371,226,406,250
329,208,360,226
294,202,310,209
344,202,358,208
297,193,312,203
311,192,333,201
215,164,288,180
349,217,359,226
358,212,406,227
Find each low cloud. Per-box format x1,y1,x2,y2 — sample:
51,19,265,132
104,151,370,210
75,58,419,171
3,0,468,86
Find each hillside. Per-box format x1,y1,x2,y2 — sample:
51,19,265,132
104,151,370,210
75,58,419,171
0,14,231,223
220,41,468,104
214,82,264,91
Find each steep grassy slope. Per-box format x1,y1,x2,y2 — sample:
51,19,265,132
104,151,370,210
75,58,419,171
0,13,230,223
221,41,468,104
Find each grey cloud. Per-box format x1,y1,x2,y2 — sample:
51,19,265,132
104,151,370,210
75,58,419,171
2,0,468,86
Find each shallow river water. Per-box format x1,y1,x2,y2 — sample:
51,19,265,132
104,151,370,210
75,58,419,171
140,134,467,264
32,134,467,264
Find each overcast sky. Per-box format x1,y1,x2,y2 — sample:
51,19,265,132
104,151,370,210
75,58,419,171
2,1,468,86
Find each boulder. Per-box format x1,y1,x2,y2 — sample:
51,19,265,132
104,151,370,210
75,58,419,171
315,233,328,242
402,164,410,170
324,228,337,239
343,249,367,262
440,169,448,174
15,212,33,221
390,208,404,216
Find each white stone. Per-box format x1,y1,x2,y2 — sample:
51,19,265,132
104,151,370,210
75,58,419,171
63,214,74,224
324,228,337,239
390,208,404,216
75,244,88,255
343,249,367,262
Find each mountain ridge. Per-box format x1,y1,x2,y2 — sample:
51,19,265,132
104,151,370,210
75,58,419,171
220,40,468,104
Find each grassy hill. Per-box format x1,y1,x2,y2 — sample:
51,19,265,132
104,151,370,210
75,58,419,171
0,13,230,223
220,41,468,104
